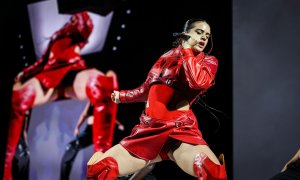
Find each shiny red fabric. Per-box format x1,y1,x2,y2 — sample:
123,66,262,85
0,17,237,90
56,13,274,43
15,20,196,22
145,84,186,120
120,110,207,160
118,45,218,161
119,45,218,105
86,75,119,152
4,85,36,180
87,157,119,180
194,153,227,180
21,11,93,89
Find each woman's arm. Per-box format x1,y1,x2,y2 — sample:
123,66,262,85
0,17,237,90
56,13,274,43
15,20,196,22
118,74,153,103
16,57,46,82
111,74,152,104
74,102,91,136
114,57,163,103
281,149,300,172
180,47,218,90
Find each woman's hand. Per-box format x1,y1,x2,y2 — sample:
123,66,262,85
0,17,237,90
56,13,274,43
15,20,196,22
74,126,80,137
182,33,198,49
111,90,121,104
14,71,24,83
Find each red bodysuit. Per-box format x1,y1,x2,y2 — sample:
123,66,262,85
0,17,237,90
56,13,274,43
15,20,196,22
146,84,184,119
4,12,118,180
19,11,93,89
119,45,218,160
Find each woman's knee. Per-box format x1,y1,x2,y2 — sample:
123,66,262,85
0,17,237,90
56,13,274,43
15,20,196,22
87,152,104,165
86,156,119,179
172,143,226,178
87,144,148,176
175,144,220,164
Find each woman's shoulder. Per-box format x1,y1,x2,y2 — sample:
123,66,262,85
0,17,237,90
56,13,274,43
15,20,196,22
160,46,179,58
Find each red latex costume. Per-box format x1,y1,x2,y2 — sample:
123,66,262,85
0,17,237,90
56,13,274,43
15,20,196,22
19,11,93,88
4,11,118,180
86,74,119,152
118,46,218,104
87,45,226,180
119,45,218,160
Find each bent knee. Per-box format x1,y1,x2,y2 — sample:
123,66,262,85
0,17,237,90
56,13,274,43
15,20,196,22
87,152,104,165
87,156,119,179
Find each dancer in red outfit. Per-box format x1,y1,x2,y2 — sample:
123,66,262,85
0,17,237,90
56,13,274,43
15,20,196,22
60,70,125,180
87,18,227,180
4,11,118,180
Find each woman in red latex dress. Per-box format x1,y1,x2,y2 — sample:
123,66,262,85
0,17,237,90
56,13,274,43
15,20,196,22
86,18,227,180
4,11,119,180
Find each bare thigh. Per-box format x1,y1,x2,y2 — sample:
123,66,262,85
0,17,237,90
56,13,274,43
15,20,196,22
172,143,220,177
13,78,55,106
88,144,153,176
67,68,104,100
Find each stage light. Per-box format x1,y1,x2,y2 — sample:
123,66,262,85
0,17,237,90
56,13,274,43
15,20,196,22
121,24,126,29
126,9,131,14
112,46,117,51
116,36,121,41
20,45,24,49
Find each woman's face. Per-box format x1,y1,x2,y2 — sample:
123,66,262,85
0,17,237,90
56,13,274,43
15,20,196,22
186,21,211,52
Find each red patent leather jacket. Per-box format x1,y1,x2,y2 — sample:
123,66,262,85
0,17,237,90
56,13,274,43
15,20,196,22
20,11,93,82
119,45,218,106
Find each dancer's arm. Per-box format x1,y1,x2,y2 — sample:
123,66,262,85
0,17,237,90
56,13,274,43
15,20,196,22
74,102,91,136
281,148,300,172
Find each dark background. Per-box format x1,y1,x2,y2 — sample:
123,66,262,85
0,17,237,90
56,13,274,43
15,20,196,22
0,0,232,179
233,0,300,179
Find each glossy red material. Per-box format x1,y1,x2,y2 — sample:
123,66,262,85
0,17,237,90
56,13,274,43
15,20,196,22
145,84,187,120
118,45,218,161
120,110,207,160
119,45,218,105
193,153,227,180
4,12,95,179
86,75,119,152
4,85,36,180
20,11,93,89
87,157,119,180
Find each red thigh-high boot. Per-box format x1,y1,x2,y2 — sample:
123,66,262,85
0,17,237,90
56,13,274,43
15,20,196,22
86,156,119,180
4,85,36,180
193,152,227,180
86,74,118,152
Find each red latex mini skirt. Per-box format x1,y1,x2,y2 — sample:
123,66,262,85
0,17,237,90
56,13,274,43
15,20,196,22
120,110,207,160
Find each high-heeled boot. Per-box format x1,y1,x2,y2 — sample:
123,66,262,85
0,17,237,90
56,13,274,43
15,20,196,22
3,85,36,180
86,156,119,180
86,74,118,152
193,152,227,180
